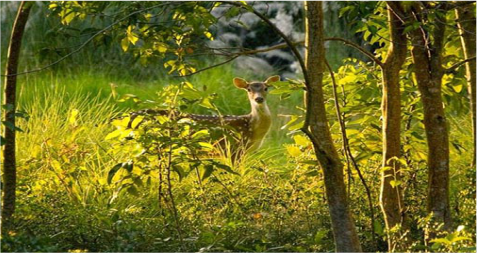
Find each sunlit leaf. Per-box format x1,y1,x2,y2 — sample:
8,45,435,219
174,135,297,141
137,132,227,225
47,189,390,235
286,145,301,157
121,37,129,52
293,135,309,147
105,129,122,140
107,163,123,184
130,116,144,129
452,84,463,93
198,142,214,150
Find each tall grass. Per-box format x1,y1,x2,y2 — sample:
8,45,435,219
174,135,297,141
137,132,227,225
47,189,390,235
14,62,302,206
9,65,331,252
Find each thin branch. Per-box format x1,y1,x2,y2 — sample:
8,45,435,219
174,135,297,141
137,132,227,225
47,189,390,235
325,37,384,67
238,41,304,55
165,143,183,247
211,37,387,67
2,2,173,77
446,56,477,73
173,55,239,78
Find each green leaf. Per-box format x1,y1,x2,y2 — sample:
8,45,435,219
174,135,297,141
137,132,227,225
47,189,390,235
121,37,129,52
108,163,123,184
213,162,238,175
286,145,302,157
226,7,240,18
192,129,209,139
131,115,144,129
314,230,327,244
2,104,14,112
198,142,214,150
127,185,139,196
126,25,139,45
293,134,309,147
128,33,139,45
452,84,463,93
123,161,133,173
172,165,185,181
155,42,168,53
2,121,24,132
204,31,213,40
202,164,214,180
105,129,122,140
450,236,471,243
368,25,378,34
61,10,75,25
411,131,424,140
390,180,402,188
431,238,451,245
373,220,384,236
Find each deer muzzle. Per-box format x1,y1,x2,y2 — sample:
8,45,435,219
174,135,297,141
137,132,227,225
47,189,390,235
255,97,264,103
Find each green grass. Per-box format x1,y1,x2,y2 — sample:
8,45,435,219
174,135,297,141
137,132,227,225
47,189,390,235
8,64,321,252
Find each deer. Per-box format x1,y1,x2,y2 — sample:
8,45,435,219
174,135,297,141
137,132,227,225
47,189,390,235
190,75,279,153
127,75,280,159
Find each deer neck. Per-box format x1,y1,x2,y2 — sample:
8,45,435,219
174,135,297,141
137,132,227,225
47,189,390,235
251,102,271,121
249,102,271,146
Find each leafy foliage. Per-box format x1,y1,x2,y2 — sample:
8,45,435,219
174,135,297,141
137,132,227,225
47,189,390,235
48,1,220,75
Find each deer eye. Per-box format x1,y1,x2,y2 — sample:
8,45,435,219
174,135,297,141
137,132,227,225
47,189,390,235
247,88,251,92
264,87,268,91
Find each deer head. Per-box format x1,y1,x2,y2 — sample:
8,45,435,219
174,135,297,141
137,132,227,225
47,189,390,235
233,75,280,106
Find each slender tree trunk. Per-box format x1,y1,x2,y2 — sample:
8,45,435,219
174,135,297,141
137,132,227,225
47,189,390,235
304,2,361,252
2,1,32,231
406,5,452,231
379,2,408,251
456,4,476,167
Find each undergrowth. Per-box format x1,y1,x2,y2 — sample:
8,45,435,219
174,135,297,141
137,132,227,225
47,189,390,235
2,63,475,252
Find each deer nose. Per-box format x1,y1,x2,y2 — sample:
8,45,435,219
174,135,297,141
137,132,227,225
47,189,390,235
255,97,264,103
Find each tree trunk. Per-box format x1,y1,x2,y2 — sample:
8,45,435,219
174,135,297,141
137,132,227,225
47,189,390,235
2,1,32,231
406,5,452,231
304,2,362,252
456,4,476,167
379,2,408,251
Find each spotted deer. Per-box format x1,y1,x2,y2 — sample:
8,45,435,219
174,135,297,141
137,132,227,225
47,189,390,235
128,75,279,157
188,75,279,153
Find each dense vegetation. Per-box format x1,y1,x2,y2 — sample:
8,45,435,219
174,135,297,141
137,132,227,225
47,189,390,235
1,1,475,252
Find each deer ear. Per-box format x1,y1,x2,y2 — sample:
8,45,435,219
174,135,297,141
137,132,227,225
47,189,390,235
233,77,248,89
264,75,280,86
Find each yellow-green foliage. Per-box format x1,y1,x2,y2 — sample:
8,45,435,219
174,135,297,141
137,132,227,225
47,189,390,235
4,63,475,252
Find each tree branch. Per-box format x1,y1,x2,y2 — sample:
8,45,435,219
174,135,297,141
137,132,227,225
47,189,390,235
325,37,384,67
237,41,304,55
173,55,239,77
446,56,477,74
